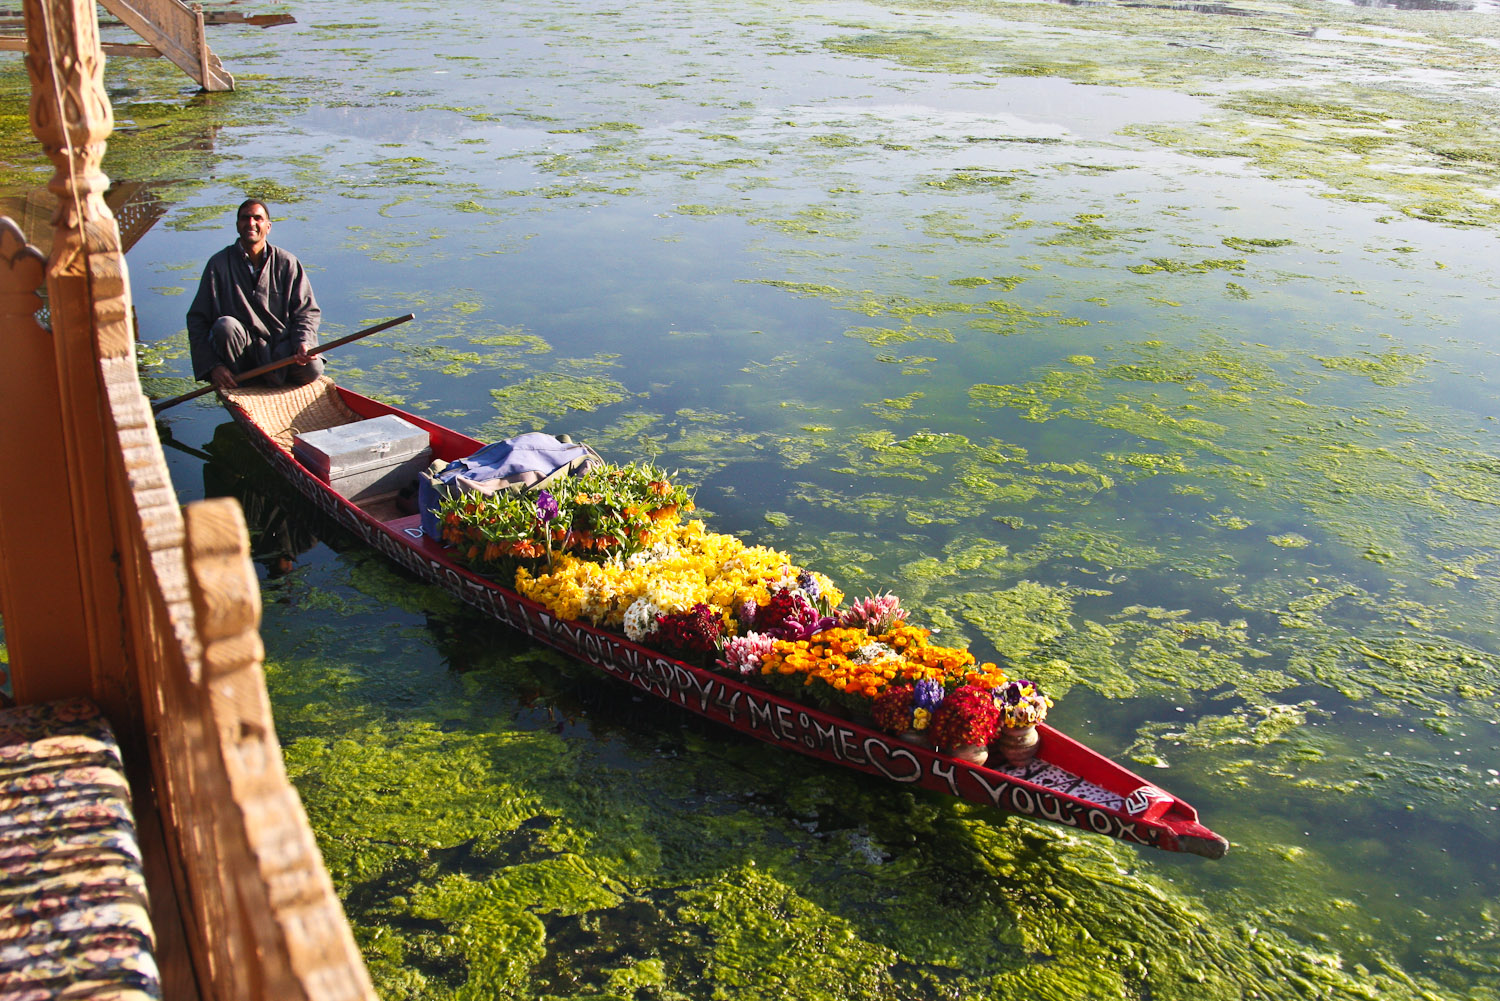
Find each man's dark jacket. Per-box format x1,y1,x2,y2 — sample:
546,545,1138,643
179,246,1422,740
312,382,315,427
186,243,320,380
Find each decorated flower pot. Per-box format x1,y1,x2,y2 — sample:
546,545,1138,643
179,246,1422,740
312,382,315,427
997,724,1039,767
949,743,989,766
900,729,931,748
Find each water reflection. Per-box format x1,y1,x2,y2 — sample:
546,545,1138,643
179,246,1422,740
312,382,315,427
1345,0,1475,8
196,421,319,578
0,181,166,258
1053,0,1262,14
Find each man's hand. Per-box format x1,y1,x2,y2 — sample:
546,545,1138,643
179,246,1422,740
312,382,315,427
294,345,314,367
210,364,238,390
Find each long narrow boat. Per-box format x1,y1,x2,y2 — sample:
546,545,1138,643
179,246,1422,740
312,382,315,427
217,377,1229,859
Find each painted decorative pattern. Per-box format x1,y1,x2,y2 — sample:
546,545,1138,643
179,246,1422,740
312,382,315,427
0,698,160,1001
995,760,1126,814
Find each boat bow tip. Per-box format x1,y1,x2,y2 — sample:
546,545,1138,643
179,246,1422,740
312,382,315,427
1178,830,1230,860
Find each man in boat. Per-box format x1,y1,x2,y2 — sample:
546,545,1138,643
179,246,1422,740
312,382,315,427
187,198,323,390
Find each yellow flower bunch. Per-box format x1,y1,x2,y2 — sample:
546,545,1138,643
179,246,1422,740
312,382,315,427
760,625,1005,701
515,554,626,625
514,521,839,633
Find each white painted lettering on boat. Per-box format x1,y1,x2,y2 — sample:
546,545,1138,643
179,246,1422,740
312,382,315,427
677,667,718,712
929,757,958,796
598,643,636,680
1010,786,1035,817
626,650,653,684
577,629,606,667
600,644,628,677
1109,813,1155,847
1033,791,1073,826
862,737,918,782
654,659,678,696
634,657,673,698
622,651,660,691
746,696,778,735
967,769,1012,808
1087,809,1114,834
838,728,866,765
809,718,840,756
372,527,404,565
775,704,796,739
555,617,581,652
712,686,743,723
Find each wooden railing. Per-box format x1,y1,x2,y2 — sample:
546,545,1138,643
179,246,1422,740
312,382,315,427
98,0,233,91
0,0,370,997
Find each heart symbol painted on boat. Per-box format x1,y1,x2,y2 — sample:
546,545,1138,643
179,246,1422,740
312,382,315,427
861,736,922,784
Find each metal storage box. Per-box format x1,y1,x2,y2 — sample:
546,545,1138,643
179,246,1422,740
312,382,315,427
292,415,432,503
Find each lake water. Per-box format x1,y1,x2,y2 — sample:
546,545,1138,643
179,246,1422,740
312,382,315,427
5,0,1500,997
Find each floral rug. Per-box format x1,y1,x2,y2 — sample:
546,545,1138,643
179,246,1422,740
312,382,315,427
0,698,158,1000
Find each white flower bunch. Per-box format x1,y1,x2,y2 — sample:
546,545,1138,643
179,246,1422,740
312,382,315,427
625,540,680,569
853,641,900,666
623,598,662,642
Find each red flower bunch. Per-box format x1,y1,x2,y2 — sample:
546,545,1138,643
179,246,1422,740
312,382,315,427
653,603,722,658
871,684,916,735
928,685,1000,750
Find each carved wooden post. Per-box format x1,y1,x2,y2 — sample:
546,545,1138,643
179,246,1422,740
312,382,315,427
185,499,379,1001
22,0,139,720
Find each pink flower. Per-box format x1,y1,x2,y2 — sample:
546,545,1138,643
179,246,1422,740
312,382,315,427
839,592,906,633
719,633,775,675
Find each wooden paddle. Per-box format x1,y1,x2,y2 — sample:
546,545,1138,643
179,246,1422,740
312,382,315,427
150,313,415,414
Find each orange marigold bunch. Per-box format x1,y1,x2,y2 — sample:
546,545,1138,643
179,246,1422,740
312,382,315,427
758,626,1003,703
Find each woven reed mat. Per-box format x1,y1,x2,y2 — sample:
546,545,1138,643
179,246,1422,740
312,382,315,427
222,376,359,449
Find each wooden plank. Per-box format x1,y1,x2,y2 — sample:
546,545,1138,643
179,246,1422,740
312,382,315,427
194,5,208,95
1,10,294,25
0,33,162,54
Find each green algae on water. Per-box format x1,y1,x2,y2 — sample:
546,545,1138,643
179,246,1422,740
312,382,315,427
481,371,631,438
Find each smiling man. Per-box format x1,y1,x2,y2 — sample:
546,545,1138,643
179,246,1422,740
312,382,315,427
186,198,323,390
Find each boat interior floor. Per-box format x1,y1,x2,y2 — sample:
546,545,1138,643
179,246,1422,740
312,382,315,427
221,376,359,450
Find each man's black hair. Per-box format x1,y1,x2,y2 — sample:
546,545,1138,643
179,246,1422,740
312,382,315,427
237,198,270,219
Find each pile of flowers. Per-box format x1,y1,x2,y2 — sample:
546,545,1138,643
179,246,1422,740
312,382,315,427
437,461,695,568
740,587,1045,734
870,679,944,736
440,455,1056,743
866,676,1053,751
513,519,840,634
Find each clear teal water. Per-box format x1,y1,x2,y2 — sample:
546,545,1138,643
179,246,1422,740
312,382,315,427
9,0,1500,996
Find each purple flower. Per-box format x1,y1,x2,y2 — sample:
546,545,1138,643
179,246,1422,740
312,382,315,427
536,490,560,524
998,680,1035,705
797,570,820,600
913,679,945,712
